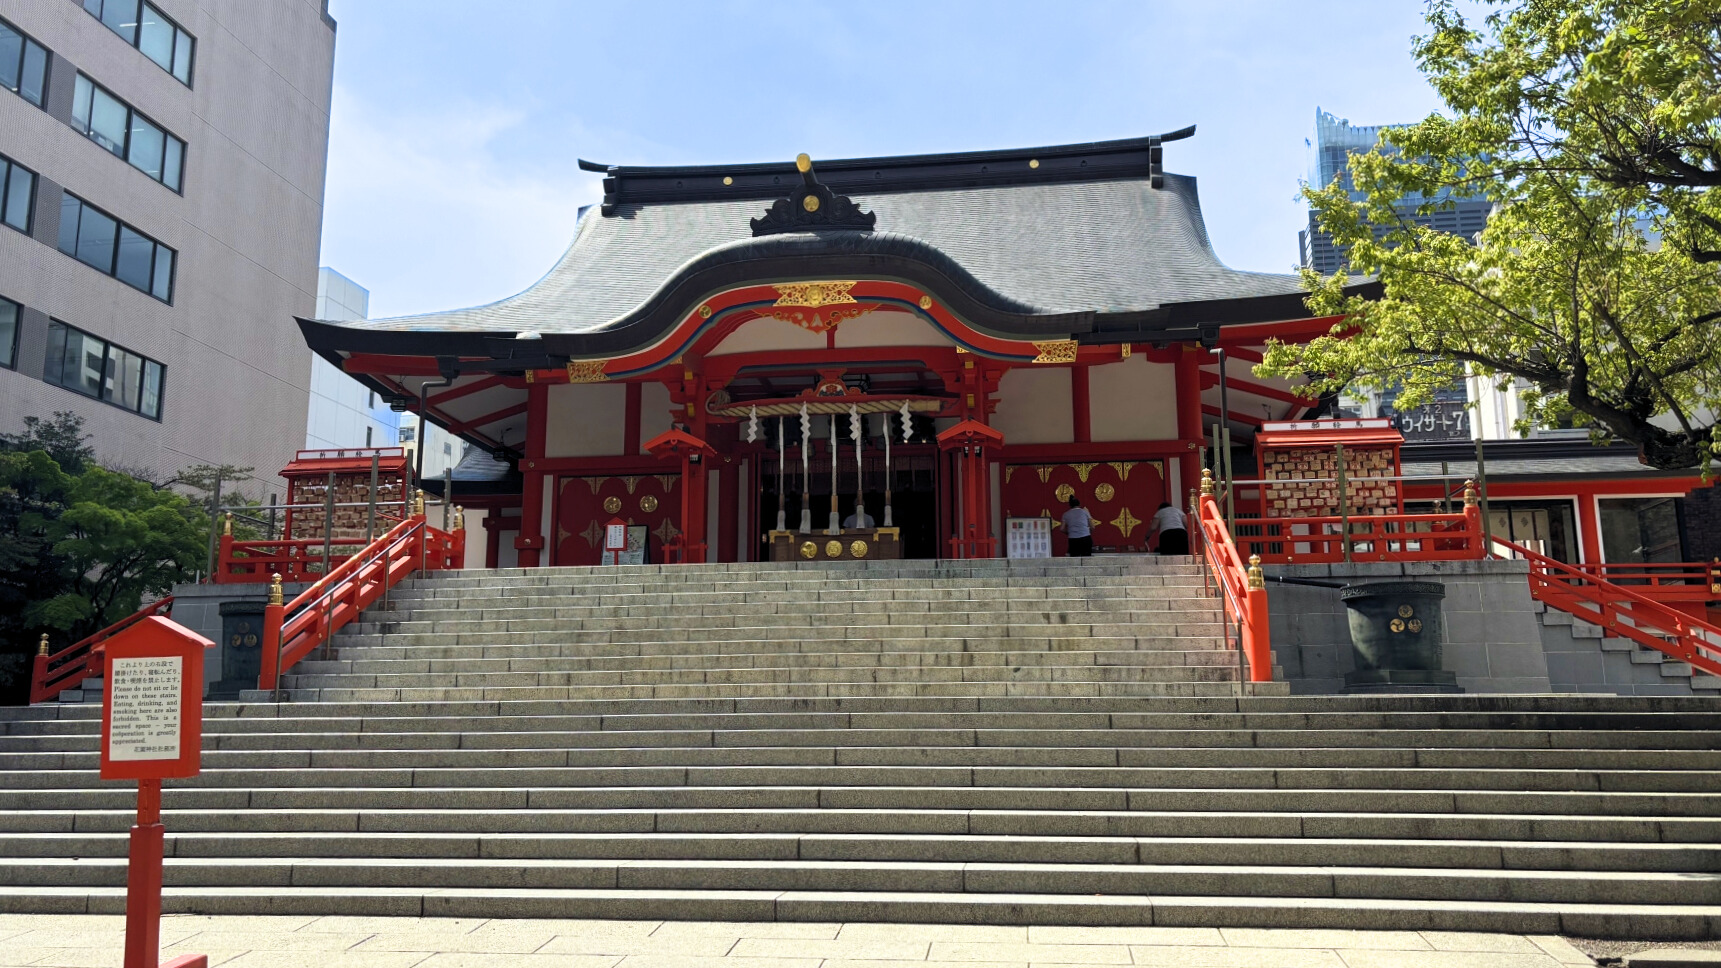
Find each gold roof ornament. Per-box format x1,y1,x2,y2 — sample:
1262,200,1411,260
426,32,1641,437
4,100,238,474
222,511,233,536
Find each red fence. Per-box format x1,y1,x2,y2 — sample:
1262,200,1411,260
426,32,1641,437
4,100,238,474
1194,476,1272,683
1232,492,1485,566
215,504,462,583
29,598,174,704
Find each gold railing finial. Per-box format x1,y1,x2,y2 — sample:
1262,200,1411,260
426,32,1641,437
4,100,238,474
413,489,425,516
1462,480,1478,508
454,506,465,531
1246,554,1265,590
38,633,49,657
1199,467,1215,496
222,511,233,536
268,573,284,606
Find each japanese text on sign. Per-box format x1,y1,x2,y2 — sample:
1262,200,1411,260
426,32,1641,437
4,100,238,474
108,656,182,761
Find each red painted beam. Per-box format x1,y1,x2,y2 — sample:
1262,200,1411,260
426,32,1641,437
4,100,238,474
448,401,529,435
1219,314,1349,345
1201,404,1268,429
1200,371,1318,406
429,375,505,406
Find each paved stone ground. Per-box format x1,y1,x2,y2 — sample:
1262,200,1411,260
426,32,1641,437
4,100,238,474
0,915,1599,968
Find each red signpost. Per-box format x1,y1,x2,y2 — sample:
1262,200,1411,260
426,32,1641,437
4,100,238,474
99,616,214,968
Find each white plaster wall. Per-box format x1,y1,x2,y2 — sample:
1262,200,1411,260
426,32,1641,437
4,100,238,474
834,311,948,348
992,368,1074,445
640,383,675,449
496,531,519,569
709,317,825,356
1090,356,1178,442
461,507,488,570
544,383,627,457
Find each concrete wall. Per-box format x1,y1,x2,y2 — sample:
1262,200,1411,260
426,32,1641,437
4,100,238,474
168,579,309,695
0,0,336,498
1266,560,1553,694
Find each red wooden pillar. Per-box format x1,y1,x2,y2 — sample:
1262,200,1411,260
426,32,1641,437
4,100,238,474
515,383,550,567
645,429,715,563
1176,344,1204,506
1577,489,1604,565
936,420,1005,558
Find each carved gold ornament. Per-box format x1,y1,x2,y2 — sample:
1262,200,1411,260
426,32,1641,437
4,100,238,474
768,304,870,333
1094,483,1116,503
603,496,622,514
567,360,608,383
1108,461,1136,481
1390,618,1406,633
654,475,678,491
653,518,680,546
1408,618,1424,633
585,477,607,495
579,520,604,548
1031,340,1079,364
800,541,818,559
1036,465,1054,484
850,540,869,558
1398,605,1414,618
1110,507,1142,538
640,494,659,513
1071,463,1097,483
1004,466,1016,484
918,295,932,309
773,281,858,308
623,476,641,494
1054,483,1076,503
825,540,843,558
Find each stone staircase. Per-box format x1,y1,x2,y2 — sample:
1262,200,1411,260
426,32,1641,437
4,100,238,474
2,558,1720,937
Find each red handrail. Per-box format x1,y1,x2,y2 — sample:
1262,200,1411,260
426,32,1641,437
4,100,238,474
29,597,174,704
258,513,445,692
1194,478,1272,682
1499,538,1721,678
1233,500,1485,566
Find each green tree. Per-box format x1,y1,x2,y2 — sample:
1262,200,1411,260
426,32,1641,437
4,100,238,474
1262,0,1721,469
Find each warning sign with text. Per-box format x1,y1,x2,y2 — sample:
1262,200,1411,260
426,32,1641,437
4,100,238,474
108,656,183,761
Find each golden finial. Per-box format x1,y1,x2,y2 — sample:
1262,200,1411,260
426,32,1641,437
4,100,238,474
1200,468,1215,496
795,153,812,173
222,511,233,536
38,633,49,657
1246,554,1265,590
268,573,283,606
413,489,425,516
454,506,465,531
1462,480,1478,508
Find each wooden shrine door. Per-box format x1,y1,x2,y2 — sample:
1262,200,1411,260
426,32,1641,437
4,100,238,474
999,460,1165,555
554,474,681,566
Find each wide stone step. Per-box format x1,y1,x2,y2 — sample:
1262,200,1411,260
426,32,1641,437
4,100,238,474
8,806,1721,843
347,608,1228,632
3,855,1718,906
323,637,1233,659
274,681,1272,703
277,665,1243,691
291,649,1244,677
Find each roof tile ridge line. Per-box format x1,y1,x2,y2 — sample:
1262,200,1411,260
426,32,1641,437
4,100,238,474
352,211,599,328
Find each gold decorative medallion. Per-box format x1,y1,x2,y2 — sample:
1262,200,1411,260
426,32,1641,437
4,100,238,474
699,305,713,318
1070,462,1098,483
1110,507,1142,538
1031,340,1079,364
1054,483,1076,503
825,540,843,558
918,295,932,309
653,518,680,546
1390,618,1406,633
639,494,659,513
1407,618,1423,633
1028,158,1039,169
1036,465,1054,484
1108,461,1136,481
1094,483,1116,503
567,359,608,383
1398,605,1414,618
769,304,869,333
850,540,869,558
602,496,622,514
802,195,820,212
722,176,733,186
772,281,858,308
800,541,818,559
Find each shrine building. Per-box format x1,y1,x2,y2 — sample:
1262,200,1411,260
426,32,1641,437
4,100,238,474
299,130,1369,567
295,130,1719,576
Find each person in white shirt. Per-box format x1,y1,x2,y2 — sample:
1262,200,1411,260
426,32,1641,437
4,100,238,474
1061,497,1094,557
1149,501,1189,555
842,508,875,529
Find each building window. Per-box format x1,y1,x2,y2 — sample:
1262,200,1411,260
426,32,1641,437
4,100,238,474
0,153,34,234
71,75,185,191
0,297,18,369
1599,497,1684,565
365,426,373,447
398,426,415,443
43,319,165,419
81,0,193,85
57,193,175,302
0,17,48,107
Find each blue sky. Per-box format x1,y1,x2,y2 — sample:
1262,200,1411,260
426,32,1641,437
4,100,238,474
318,0,1449,320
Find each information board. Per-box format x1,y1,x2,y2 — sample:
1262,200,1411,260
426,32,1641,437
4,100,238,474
601,525,648,566
1006,517,1053,559
108,656,183,762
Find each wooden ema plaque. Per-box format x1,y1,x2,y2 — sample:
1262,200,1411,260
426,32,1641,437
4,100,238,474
99,615,213,968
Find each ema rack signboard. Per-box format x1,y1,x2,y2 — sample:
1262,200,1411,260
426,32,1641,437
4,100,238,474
99,615,214,968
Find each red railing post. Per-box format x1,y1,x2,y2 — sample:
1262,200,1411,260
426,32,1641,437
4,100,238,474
1462,479,1484,558
258,573,284,692
30,634,50,703
1243,554,1272,682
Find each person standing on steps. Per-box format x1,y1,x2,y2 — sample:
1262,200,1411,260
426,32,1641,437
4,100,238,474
1062,496,1094,558
1148,501,1189,556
